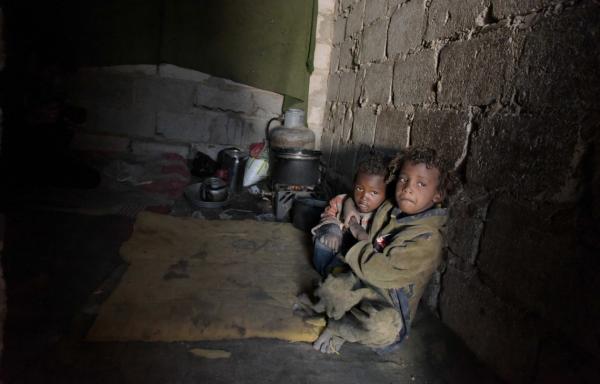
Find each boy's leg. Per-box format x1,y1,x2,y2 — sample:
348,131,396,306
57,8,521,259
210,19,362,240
314,304,402,353
312,239,337,277
326,301,403,350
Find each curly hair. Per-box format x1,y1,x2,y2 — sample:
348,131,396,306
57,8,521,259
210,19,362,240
387,146,453,199
355,153,389,180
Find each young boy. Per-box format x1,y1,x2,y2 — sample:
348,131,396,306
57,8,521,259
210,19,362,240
311,154,388,277
299,146,452,354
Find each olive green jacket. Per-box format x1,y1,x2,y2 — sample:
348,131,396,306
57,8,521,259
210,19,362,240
345,200,448,319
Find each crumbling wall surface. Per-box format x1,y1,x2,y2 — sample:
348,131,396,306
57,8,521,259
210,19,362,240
322,0,600,382
66,64,283,158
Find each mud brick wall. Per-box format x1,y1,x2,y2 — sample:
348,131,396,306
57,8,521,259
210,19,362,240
321,0,600,382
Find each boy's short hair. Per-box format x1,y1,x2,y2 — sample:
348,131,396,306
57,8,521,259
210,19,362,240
387,146,453,199
355,153,389,181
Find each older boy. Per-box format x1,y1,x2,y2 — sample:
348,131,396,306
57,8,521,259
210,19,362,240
311,154,388,277
300,147,451,354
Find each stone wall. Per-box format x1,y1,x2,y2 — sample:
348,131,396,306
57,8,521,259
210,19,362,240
322,0,599,382
67,64,283,159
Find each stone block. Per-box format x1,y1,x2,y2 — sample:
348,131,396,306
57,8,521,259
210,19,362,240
316,14,334,45
411,108,468,165
319,0,336,15
158,63,211,83
475,197,578,328
85,106,156,138
466,114,579,200
491,0,549,19
330,103,347,137
440,267,541,383
156,110,211,142
345,0,365,38
314,42,333,71
308,70,329,105
445,185,491,268
337,141,359,182
393,49,436,105
338,71,357,103
68,72,134,110
438,30,518,106
70,132,131,153
239,115,270,145
511,5,600,114
338,39,356,69
341,106,354,144
360,18,389,64
341,0,358,11
319,129,335,162
374,107,409,154
333,14,347,45
308,104,326,129
327,73,341,101
364,0,387,26
330,45,341,74
351,105,377,145
131,139,190,158
208,113,244,146
134,77,195,114
424,0,485,41
362,63,393,105
195,79,283,118
387,0,425,57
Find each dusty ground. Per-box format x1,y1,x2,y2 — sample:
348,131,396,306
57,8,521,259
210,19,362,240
0,209,502,384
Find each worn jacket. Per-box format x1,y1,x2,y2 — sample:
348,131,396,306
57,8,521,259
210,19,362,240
345,200,448,320
310,194,374,237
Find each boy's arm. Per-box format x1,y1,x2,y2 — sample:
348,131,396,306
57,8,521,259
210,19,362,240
341,197,361,227
345,233,442,289
347,216,368,241
321,194,346,222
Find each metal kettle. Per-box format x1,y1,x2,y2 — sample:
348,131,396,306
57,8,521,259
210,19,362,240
200,177,228,202
267,109,316,150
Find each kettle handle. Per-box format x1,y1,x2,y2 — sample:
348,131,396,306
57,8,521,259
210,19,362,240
265,116,284,142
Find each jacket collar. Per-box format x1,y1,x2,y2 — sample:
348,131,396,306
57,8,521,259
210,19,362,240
390,206,448,224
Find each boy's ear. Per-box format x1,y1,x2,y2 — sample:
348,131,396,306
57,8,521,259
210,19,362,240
432,191,443,203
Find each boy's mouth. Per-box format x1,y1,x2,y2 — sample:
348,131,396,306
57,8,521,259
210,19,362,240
398,197,414,204
357,202,370,211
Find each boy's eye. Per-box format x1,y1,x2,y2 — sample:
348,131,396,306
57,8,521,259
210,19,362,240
371,191,378,195
417,182,425,187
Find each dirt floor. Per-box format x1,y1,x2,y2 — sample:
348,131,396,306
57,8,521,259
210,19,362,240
0,207,503,384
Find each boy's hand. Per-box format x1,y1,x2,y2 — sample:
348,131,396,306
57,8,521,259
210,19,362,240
342,198,361,227
319,233,342,252
347,216,368,241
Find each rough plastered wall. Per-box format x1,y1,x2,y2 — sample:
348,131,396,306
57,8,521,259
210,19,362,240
67,64,283,158
322,0,600,382
307,0,336,149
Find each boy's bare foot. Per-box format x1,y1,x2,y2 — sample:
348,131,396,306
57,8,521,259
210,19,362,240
312,329,345,354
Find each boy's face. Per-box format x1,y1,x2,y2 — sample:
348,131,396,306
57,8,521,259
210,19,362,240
353,172,387,213
395,162,442,215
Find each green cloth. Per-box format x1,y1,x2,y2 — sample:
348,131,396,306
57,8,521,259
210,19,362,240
67,0,317,110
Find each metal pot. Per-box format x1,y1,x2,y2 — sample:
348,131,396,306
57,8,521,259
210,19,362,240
270,148,321,187
200,177,228,202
